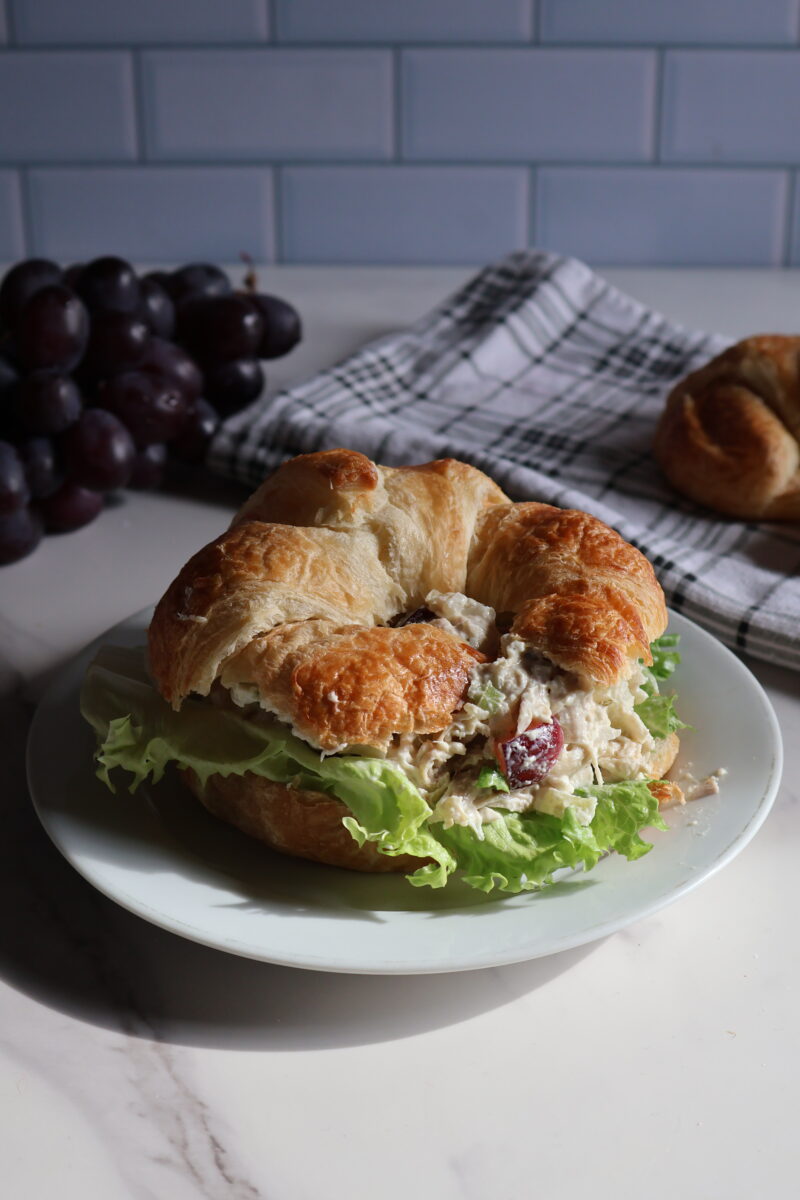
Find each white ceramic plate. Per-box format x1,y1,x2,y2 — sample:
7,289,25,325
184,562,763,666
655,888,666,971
27,608,782,974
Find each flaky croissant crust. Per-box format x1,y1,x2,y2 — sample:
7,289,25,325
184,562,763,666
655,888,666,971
148,450,668,751
654,335,800,521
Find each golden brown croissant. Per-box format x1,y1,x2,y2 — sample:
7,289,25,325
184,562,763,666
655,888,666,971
147,449,679,874
219,619,485,752
654,335,800,520
150,449,666,708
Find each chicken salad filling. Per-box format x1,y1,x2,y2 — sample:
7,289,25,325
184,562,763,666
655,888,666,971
220,590,680,841
385,607,661,839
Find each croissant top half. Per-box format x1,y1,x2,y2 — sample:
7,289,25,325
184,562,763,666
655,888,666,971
147,449,668,748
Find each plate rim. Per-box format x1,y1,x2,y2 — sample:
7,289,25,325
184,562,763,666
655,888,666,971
26,607,784,974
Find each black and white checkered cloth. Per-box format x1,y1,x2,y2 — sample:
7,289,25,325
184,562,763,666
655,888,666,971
210,250,800,672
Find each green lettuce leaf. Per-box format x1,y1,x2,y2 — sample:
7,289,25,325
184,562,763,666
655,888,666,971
436,780,666,894
580,780,669,859
81,646,455,887
634,693,689,740
636,633,688,737
81,646,670,895
649,633,681,681
641,633,681,698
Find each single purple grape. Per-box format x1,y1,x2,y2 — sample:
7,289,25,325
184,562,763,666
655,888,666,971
177,294,263,364
61,409,135,491
77,256,140,314
39,482,104,532
14,285,89,372
0,505,43,564
168,263,231,306
170,398,219,464
203,357,264,415
139,337,202,402
138,277,175,339
96,370,189,447
15,371,82,436
0,440,29,513
0,259,62,326
249,293,302,359
80,310,150,380
19,436,62,499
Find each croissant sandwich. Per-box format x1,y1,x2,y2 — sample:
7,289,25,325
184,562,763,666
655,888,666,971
81,449,690,894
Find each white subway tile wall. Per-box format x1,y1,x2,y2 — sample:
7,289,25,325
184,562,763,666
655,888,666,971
1,0,799,264
281,166,529,263
661,51,800,164
273,0,533,43
0,51,137,162
27,167,275,261
402,49,656,161
11,1,269,45
536,168,789,265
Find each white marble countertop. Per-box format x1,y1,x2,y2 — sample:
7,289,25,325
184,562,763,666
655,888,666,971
2,265,798,1199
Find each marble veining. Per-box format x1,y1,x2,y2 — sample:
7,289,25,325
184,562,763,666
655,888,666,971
0,662,265,1197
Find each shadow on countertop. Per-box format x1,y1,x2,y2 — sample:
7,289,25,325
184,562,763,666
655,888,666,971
1,666,598,1053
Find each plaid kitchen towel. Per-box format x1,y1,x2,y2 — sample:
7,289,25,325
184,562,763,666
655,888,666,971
210,250,800,672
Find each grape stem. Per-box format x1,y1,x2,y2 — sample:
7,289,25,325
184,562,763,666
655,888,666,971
239,252,258,294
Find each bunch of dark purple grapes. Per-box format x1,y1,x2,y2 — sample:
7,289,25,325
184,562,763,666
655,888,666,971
0,256,301,565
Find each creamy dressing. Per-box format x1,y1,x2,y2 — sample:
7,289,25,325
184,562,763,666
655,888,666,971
424,590,498,654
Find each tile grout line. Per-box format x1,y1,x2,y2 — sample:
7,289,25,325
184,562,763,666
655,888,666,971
130,48,147,164
3,158,800,172
1,40,800,52
392,46,402,162
17,166,33,257
782,170,796,265
3,0,14,46
653,47,665,163
530,0,540,44
272,165,283,264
